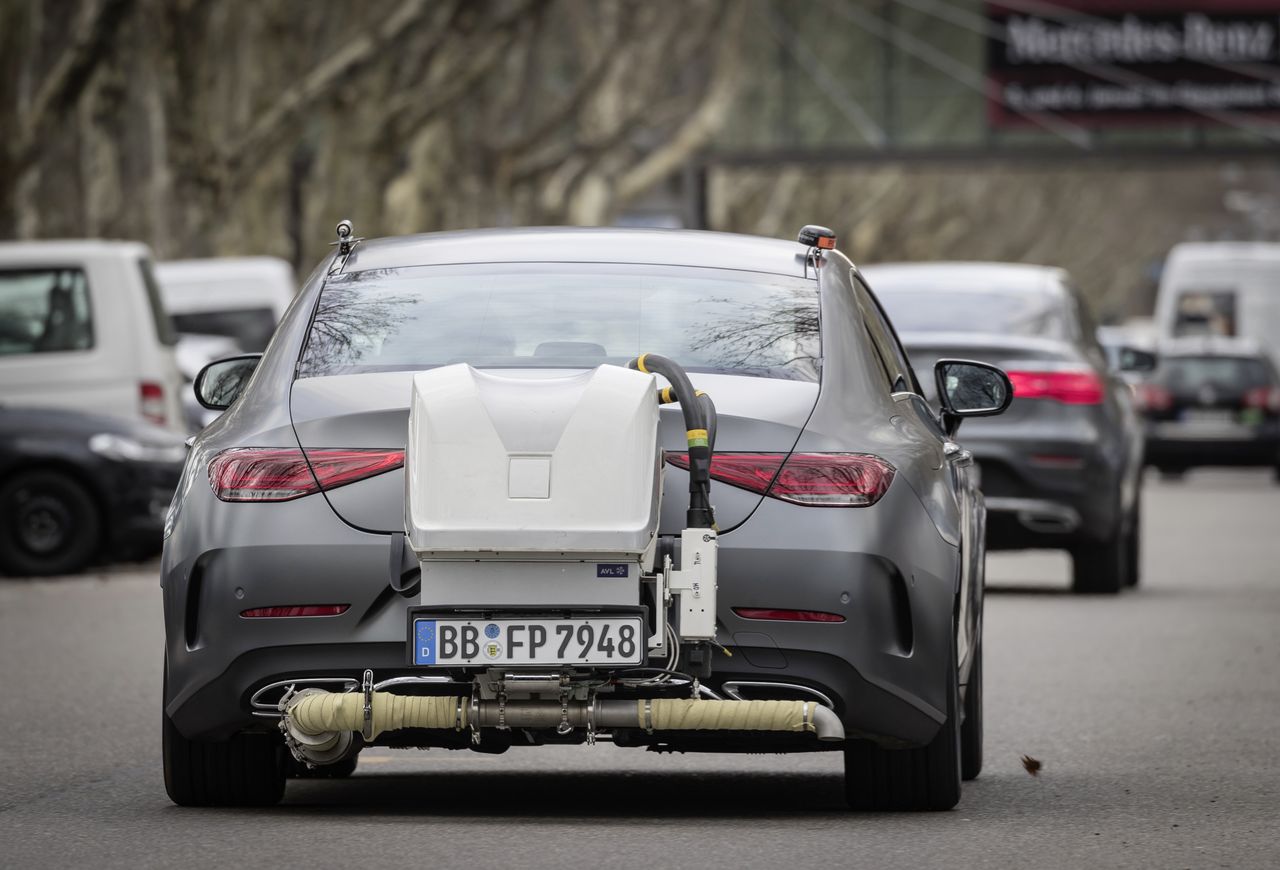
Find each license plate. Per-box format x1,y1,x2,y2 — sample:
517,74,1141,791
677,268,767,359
1181,409,1235,425
412,616,644,666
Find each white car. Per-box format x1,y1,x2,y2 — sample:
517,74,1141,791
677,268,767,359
156,257,295,359
1155,242,1280,357
0,241,186,434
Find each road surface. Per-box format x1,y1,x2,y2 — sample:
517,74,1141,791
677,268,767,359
1,470,1277,869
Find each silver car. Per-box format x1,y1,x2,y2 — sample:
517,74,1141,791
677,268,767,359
162,227,1010,811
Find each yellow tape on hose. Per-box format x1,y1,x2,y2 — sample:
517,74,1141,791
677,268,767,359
636,353,650,373
686,428,709,448
660,386,674,404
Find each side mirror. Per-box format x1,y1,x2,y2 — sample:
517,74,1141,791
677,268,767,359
934,359,1013,435
1116,346,1158,374
194,354,261,410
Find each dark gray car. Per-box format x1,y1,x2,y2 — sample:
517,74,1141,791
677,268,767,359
863,262,1150,594
162,228,1009,810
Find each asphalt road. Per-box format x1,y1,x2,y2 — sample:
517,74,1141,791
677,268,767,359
2,470,1278,869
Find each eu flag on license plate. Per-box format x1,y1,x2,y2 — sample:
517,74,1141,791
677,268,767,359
415,620,437,665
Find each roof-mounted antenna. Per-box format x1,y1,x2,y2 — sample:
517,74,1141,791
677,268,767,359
328,219,365,275
796,225,836,280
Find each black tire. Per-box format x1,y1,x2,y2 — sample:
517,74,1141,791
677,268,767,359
1124,491,1142,588
0,469,100,576
844,643,962,811
163,711,286,806
960,639,983,781
1071,528,1127,595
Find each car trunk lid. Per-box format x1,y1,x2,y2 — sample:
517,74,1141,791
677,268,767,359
289,369,819,534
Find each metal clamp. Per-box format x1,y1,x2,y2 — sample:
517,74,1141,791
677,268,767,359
360,669,375,741
497,691,508,731
585,700,597,746
469,688,481,745
643,699,654,734
556,691,573,736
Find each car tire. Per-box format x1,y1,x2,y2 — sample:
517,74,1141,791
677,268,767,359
1124,491,1142,588
960,639,983,781
0,469,100,576
844,642,962,811
1071,526,1127,595
163,710,286,806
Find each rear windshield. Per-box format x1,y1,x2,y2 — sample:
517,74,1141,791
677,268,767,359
172,308,277,352
1157,356,1272,391
296,265,820,381
876,288,1070,339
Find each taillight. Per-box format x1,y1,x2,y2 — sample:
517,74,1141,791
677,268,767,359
733,607,845,623
1006,369,1105,405
1135,383,1173,412
666,452,895,507
140,381,167,425
1244,386,1280,413
241,604,349,618
209,447,404,502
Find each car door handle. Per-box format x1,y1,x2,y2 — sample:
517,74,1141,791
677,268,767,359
943,441,972,464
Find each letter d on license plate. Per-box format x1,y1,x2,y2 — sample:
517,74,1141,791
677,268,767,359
412,616,643,666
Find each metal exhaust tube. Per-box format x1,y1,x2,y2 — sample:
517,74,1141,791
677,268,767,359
282,693,844,762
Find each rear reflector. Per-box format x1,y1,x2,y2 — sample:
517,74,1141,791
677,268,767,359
209,447,404,502
1006,369,1105,405
1244,386,1280,413
734,608,845,623
240,604,350,618
666,452,895,507
1135,383,1173,412
140,381,167,426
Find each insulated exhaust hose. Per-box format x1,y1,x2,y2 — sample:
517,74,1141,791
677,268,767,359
629,353,716,528
284,694,843,744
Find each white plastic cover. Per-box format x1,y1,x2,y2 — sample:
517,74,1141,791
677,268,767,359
405,364,661,558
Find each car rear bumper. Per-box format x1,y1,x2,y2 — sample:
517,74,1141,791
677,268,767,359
969,437,1123,549
162,480,960,750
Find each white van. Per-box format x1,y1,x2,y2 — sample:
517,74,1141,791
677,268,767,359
0,241,186,433
1155,242,1280,358
156,257,294,363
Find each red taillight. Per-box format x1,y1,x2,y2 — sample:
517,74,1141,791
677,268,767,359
209,447,404,502
1006,369,1105,405
733,607,845,623
140,381,166,425
240,604,349,618
1244,386,1280,413
1135,383,1173,412
666,452,895,507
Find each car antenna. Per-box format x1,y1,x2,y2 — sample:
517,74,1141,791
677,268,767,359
328,219,365,274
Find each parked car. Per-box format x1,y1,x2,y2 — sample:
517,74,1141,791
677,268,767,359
162,226,1011,810
0,241,186,433
863,262,1153,594
0,406,186,576
1139,336,1280,480
1154,242,1280,358
156,256,294,357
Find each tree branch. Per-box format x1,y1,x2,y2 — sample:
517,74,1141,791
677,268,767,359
613,1,744,205
12,0,134,165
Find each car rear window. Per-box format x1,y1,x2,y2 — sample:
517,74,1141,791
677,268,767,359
875,288,1070,339
0,268,94,356
1157,356,1272,391
172,308,277,352
296,265,820,381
